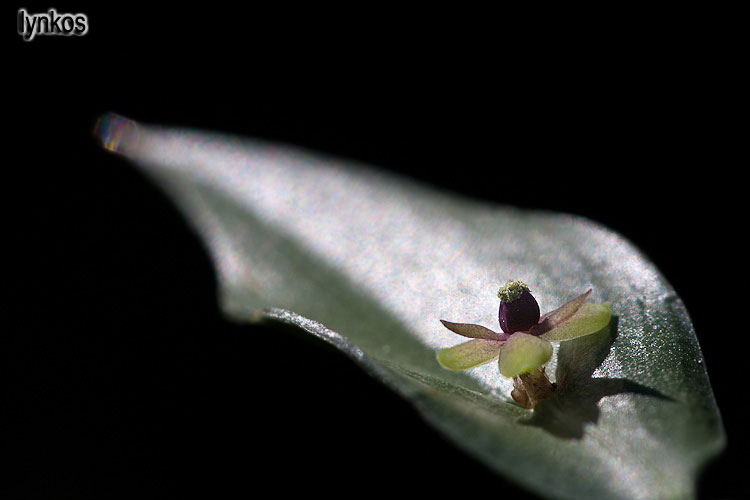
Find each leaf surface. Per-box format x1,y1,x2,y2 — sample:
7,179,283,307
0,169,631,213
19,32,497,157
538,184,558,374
99,114,725,500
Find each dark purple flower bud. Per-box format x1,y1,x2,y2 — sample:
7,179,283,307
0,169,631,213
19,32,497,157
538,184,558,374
497,280,541,334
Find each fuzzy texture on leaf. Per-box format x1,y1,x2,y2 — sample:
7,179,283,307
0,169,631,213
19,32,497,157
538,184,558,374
97,114,725,500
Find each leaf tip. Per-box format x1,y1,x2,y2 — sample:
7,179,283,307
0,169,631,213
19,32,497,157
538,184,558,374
94,112,138,155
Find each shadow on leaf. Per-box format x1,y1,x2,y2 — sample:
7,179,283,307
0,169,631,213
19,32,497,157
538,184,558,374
519,317,673,439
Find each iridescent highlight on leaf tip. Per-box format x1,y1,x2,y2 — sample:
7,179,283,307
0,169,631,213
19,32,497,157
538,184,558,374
94,112,137,154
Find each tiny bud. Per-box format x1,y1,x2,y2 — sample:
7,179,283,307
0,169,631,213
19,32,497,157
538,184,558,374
497,281,541,333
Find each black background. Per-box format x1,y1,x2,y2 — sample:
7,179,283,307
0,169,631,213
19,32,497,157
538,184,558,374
8,4,744,499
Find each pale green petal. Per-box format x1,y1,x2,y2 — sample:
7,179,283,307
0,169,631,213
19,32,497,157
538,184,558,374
539,303,612,342
498,333,553,378
436,339,504,371
530,289,591,336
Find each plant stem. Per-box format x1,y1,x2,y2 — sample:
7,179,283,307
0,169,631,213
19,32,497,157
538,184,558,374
511,366,558,409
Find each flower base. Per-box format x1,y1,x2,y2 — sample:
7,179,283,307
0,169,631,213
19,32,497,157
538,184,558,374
511,367,564,409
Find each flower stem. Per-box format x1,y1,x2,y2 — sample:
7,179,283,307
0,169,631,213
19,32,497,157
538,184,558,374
511,366,559,409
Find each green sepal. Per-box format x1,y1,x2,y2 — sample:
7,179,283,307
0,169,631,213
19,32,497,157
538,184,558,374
498,332,553,377
436,339,504,371
539,303,612,342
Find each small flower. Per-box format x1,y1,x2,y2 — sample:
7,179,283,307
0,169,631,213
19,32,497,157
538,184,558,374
437,281,611,408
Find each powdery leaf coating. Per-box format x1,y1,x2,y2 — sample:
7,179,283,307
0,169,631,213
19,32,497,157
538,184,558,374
97,114,725,500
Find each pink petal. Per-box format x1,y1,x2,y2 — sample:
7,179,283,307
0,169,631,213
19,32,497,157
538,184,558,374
440,320,504,340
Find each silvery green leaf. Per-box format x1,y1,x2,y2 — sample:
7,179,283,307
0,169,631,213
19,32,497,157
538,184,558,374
97,113,724,500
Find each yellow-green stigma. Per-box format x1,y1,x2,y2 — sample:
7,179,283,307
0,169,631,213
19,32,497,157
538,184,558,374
498,280,530,303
